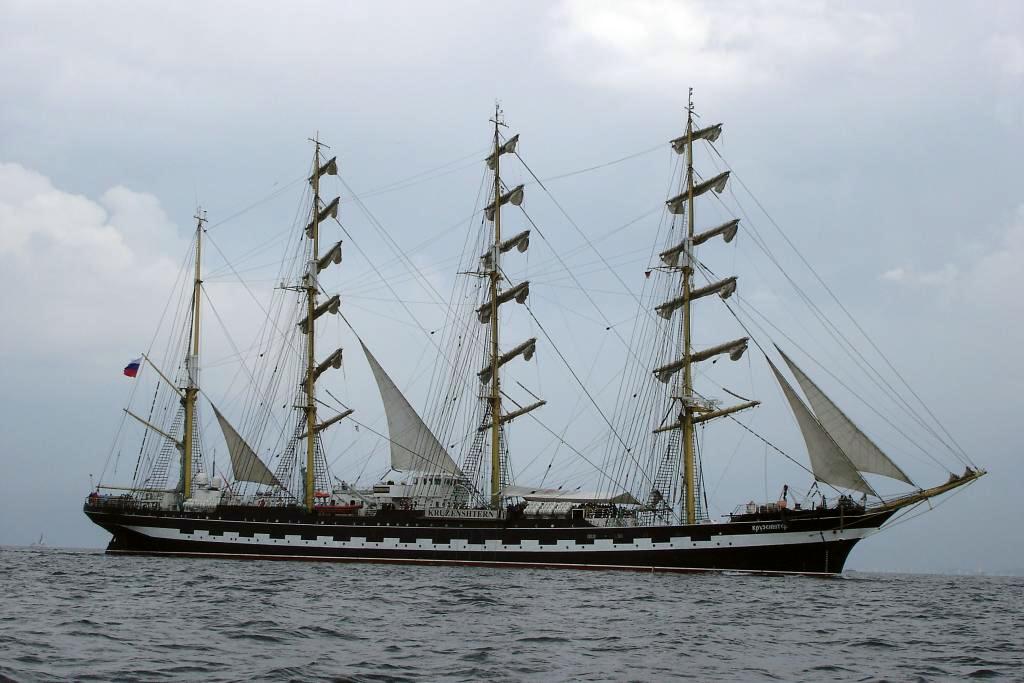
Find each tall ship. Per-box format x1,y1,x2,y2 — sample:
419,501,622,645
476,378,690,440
84,97,984,574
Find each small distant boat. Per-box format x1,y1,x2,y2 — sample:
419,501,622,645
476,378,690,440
30,534,45,548
84,93,985,574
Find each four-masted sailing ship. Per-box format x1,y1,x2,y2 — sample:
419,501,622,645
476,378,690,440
84,98,985,574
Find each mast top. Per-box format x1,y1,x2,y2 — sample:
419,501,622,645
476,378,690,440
307,132,331,150
490,101,507,129
686,88,696,133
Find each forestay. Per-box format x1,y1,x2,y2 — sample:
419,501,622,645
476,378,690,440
360,341,462,475
777,348,914,486
768,360,877,496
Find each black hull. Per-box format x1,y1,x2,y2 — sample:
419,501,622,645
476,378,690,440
85,504,894,575
105,533,861,575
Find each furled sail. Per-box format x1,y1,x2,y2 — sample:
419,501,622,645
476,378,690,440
305,196,340,237
654,338,748,384
500,229,530,253
767,360,876,496
694,218,740,246
310,348,343,384
484,184,525,221
777,348,914,485
298,294,340,333
691,337,748,364
660,220,739,268
670,123,723,154
485,134,520,170
210,403,283,488
359,341,462,475
477,281,530,323
648,352,683,383
478,338,537,384
666,172,730,214
317,240,343,273
297,408,353,439
659,238,692,269
652,399,759,434
480,229,530,269
655,277,737,319
311,155,338,180
479,399,546,431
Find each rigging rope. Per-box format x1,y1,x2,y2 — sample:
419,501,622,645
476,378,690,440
513,153,651,314
207,175,307,232
532,143,664,184
102,233,196,487
521,301,656,490
694,257,950,475
705,143,973,468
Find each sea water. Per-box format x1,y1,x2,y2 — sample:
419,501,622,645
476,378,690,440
0,547,1020,681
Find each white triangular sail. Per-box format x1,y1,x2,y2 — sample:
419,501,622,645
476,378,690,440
210,403,282,488
778,349,914,486
360,341,462,475
768,361,876,496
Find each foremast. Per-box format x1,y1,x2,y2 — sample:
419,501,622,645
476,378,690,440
656,91,754,523
181,209,205,502
300,138,344,511
479,106,539,507
680,98,697,525
488,112,503,507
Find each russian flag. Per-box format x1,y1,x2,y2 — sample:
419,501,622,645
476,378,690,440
123,357,142,378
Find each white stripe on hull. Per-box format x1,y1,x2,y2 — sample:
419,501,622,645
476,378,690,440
106,548,844,577
125,524,874,553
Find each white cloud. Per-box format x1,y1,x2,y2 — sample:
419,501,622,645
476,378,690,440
969,206,1024,310
0,162,186,362
547,0,903,91
878,263,957,286
988,33,1024,126
880,267,906,282
989,34,1024,78
880,206,1024,307
919,264,959,287
0,3,481,129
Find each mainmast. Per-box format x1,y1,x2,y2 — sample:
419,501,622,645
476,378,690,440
300,137,343,512
488,109,503,507
181,209,205,503
656,90,754,524
478,106,539,508
305,142,321,512
680,98,697,525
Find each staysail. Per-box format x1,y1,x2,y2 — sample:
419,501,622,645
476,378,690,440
768,360,877,496
210,403,282,488
777,348,914,485
360,341,462,475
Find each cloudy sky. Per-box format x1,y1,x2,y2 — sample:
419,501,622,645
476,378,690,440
1,0,1022,574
